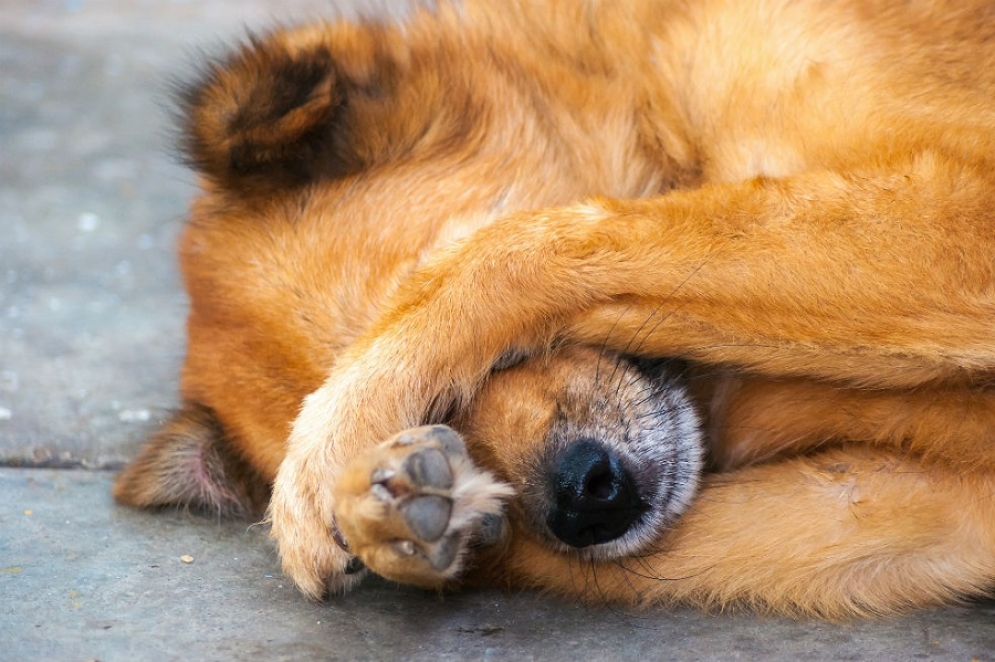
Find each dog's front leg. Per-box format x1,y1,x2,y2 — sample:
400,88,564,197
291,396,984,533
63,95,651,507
497,447,995,618
270,150,995,596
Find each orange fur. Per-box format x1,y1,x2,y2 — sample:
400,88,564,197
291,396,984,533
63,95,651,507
116,0,995,618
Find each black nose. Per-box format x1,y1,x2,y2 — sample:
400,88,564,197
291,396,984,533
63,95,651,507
547,439,645,548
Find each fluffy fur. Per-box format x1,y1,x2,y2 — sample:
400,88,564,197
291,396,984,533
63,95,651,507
116,0,995,619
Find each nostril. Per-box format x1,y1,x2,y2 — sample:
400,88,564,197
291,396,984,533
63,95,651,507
555,440,626,505
547,439,645,548
584,465,614,500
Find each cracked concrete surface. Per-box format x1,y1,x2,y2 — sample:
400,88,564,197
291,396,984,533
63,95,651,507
1,1,993,659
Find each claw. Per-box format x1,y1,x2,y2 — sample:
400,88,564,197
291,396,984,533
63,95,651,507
371,484,393,502
392,432,418,446
344,556,366,574
330,518,351,552
371,468,395,484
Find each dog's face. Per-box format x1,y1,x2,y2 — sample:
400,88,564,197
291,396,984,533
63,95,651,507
456,346,702,559
118,20,705,563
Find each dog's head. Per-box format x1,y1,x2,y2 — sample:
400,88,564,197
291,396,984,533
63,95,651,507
165,16,704,560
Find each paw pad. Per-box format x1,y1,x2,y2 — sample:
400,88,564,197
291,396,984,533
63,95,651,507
366,443,459,550
334,425,513,586
400,494,452,541
403,448,454,489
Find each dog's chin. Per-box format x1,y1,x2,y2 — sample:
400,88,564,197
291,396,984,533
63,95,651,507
521,355,704,559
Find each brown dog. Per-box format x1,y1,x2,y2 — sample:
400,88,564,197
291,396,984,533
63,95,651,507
115,0,704,593
116,0,995,618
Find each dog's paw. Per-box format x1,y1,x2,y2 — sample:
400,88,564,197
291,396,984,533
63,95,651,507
268,454,366,599
333,425,514,588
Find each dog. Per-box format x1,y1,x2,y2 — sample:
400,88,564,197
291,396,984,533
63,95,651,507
116,0,995,619
114,0,704,595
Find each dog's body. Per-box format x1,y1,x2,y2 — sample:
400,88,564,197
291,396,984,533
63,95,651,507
116,0,995,618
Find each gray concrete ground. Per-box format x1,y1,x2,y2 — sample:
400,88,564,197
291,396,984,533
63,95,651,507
1,1,993,660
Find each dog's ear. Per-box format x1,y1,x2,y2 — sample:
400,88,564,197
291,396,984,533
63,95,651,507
113,403,269,519
178,25,402,194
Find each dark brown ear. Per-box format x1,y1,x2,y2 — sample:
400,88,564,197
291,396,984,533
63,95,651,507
177,25,399,194
113,403,269,519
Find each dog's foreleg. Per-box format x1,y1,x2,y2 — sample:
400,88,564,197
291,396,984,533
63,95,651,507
497,447,995,618
271,149,995,596
705,375,995,471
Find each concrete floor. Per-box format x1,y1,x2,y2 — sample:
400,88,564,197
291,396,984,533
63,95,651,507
1,1,993,659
